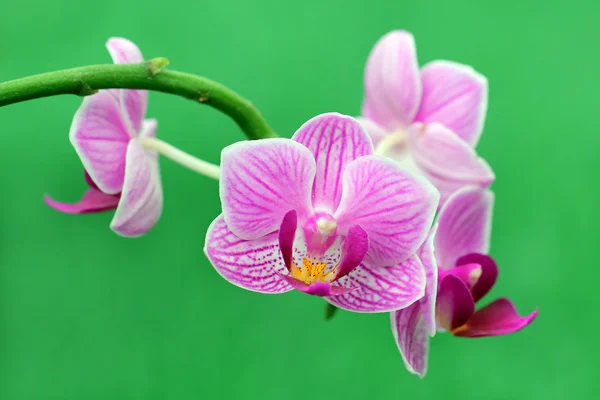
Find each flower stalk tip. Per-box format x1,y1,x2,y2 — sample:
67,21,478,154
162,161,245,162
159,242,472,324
146,57,170,77
324,303,338,321
76,81,98,97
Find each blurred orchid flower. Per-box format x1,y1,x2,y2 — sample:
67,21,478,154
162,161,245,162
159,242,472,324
391,187,538,377
45,37,163,237
360,30,494,204
205,113,439,312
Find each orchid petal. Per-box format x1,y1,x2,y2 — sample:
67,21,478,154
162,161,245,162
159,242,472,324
204,215,293,294
110,139,162,237
415,61,488,146
436,275,475,331
356,117,389,147
362,31,421,130
44,189,120,214
220,139,316,240
435,186,494,269
330,225,369,281
439,263,482,291
417,224,438,336
453,298,538,338
139,119,157,139
278,210,298,271
456,253,498,303
334,155,439,266
70,91,133,195
84,170,99,190
391,303,429,378
106,38,148,133
291,113,373,213
119,89,148,134
410,123,494,204
106,37,144,64
326,255,426,313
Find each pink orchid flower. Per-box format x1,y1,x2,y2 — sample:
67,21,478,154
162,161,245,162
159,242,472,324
45,37,163,237
391,187,538,377
205,113,440,312
360,30,495,204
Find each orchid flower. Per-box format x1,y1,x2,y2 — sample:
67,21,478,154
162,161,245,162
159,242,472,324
45,37,163,237
205,113,439,312
360,30,495,204
391,186,538,377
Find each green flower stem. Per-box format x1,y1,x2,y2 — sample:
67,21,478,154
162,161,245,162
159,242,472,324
0,58,277,140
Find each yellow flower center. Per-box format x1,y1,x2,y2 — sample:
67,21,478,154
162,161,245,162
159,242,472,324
290,258,335,284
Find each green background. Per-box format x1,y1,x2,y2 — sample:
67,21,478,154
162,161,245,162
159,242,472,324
0,0,595,398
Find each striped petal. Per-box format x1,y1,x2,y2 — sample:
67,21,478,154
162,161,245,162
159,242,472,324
106,38,147,134
292,113,373,213
220,139,316,240
391,303,430,378
415,61,488,147
325,254,426,313
417,225,438,336
435,186,494,269
204,215,292,294
410,123,495,205
362,31,422,130
334,155,439,266
70,91,133,195
110,139,163,237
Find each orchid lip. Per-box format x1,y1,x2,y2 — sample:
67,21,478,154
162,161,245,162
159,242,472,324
278,210,368,291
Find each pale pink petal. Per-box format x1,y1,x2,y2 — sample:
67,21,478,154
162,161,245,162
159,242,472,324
139,119,159,164
139,119,157,139
326,255,426,313
362,31,422,130
334,155,439,266
119,88,148,134
204,215,292,294
454,298,538,338
220,139,316,240
415,61,488,146
409,123,494,204
291,113,373,213
435,186,494,269
70,91,133,195
110,140,163,237
417,224,438,336
391,303,429,378
106,37,144,64
356,117,389,147
105,38,148,133
44,189,120,214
